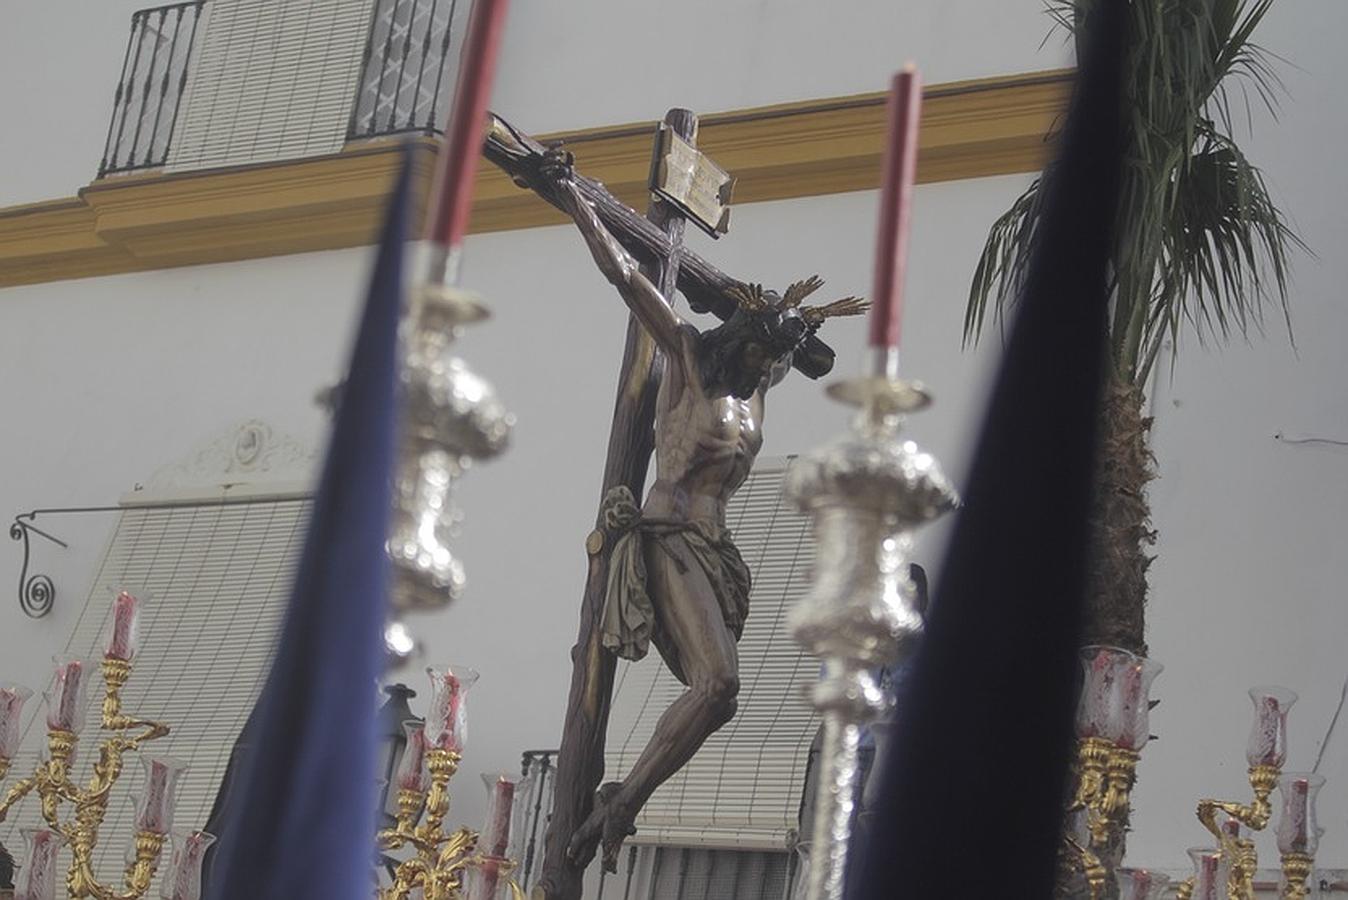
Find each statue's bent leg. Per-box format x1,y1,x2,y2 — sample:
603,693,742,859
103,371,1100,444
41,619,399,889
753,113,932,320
567,536,739,870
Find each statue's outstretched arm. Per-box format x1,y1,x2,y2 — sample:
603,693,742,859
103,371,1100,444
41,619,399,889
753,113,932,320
548,167,684,354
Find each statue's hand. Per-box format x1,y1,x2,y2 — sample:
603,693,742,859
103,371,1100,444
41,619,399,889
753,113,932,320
537,146,577,188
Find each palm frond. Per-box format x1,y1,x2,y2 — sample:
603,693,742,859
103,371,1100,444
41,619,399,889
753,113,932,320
964,178,1044,346
965,0,1301,385
1141,124,1306,381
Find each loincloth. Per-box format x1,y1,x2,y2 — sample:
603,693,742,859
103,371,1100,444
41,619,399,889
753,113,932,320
598,486,751,684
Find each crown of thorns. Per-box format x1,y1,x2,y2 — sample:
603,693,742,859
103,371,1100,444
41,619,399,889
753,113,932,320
725,276,869,327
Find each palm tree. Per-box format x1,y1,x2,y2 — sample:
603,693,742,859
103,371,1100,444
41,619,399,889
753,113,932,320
965,0,1303,656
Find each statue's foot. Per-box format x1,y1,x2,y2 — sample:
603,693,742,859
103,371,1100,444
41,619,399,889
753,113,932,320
566,782,618,867
566,782,637,873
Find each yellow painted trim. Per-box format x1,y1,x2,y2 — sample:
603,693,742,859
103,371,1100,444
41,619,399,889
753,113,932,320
0,70,1070,288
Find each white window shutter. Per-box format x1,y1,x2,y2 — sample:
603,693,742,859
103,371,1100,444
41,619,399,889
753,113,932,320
605,458,820,851
642,846,790,900
0,487,309,893
165,0,376,172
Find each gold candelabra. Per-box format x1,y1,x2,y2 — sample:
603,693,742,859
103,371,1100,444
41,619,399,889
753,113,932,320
1170,687,1322,900
950,645,1331,900
0,591,212,900
376,665,525,900
0,657,174,900
1058,676,1323,900
376,748,524,900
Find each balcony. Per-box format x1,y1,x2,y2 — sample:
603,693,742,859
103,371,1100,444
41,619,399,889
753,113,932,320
98,2,206,177
95,0,459,180
349,0,460,140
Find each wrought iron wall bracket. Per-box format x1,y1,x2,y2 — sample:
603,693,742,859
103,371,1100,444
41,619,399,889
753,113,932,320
9,495,309,620
9,515,66,618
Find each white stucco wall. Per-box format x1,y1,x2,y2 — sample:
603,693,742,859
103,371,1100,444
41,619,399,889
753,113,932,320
1,0,1344,883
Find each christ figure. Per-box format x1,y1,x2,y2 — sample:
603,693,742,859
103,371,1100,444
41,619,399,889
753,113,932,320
543,155,867,870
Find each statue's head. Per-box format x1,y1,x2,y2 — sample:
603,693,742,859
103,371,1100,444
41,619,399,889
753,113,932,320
701,277,868,399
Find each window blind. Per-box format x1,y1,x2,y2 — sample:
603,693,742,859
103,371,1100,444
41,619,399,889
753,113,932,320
165,0,377,172
0,487,308,892
605,458,820,851
644,846,790,900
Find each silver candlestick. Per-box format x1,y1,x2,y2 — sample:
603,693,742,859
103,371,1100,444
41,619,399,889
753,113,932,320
786,350,957,900
385,282,514,667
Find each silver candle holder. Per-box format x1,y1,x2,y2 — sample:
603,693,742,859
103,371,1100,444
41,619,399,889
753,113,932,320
786,351,957,900
385,283,513,666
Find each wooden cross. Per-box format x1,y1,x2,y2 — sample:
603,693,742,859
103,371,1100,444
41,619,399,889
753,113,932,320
483,109,840,900
539,106,692,900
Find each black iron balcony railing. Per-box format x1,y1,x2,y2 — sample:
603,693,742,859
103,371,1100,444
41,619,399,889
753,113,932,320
513,750,558,895
98,1,205,177
349,0,461,140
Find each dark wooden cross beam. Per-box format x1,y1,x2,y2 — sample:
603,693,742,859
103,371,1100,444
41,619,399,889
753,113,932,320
483,113,838,379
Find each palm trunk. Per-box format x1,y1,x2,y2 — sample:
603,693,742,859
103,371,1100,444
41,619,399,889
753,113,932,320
1083,375,1155,655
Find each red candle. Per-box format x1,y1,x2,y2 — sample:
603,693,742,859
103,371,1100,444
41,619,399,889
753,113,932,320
425,665,478,751
20,829,63,898
869,64,923,351
467,775,516,900
46,659,87,734
136,756,184,834
162,830,215,900
481,774,515,858
106,590,141,661
426,0,513,255
395,724,430,792
428,672,465,751
0,685,32,759
1285,778,1309,848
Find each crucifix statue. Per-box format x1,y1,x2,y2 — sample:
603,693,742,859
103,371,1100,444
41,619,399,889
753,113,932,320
484,109,866,900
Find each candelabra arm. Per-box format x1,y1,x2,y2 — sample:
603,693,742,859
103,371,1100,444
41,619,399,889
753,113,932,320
67,828,164,900
1186,766,1280,900
82,737,135,808
1196,765,1279,833
102,659,170,746
434,828,478,870
1198,797,1267,833
0,771,37,822
60,735,144,866
382,827,446,859
108,719,170,746
1175,878,1194,900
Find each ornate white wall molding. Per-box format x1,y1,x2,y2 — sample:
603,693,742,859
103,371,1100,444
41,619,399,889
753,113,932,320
141,420,316,494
